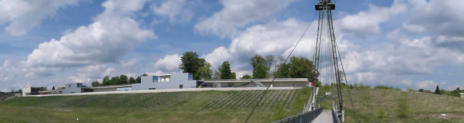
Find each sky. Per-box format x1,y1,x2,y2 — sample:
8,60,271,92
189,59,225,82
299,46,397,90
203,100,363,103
0,0,463,91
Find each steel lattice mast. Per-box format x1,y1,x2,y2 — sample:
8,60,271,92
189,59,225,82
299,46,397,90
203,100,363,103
313,0,345,121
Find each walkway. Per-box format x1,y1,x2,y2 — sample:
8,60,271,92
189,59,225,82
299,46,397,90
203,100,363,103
312,110,333,123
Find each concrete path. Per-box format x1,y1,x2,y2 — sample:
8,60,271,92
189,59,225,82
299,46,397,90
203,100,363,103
312,110,333,123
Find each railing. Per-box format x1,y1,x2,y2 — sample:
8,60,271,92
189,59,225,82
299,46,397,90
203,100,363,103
274,108,323,123
332,106,342,123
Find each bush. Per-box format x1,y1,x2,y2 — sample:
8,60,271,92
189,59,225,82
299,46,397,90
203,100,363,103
375,86,392,90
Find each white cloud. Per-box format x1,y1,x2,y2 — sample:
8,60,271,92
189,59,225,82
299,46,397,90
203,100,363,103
152,0,194,23
195,0,294,37
67,64,112,82
338,0,406,37
204,46,231,70
416,80,436,90
122,59,138,69
26,0,155,68
0,0,77,36
154,54,181,73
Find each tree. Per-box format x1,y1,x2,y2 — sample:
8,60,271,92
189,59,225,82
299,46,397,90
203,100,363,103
241,74,252,79
274,63,290,78
52,86,55,90
251,55,269,78
273,56,320,86
103,76,110,85
219,61,234,79
136,76,141,83
195,63,212,80
449,88,461,97
142,73,148,76
92,81,100,87
129,77,136,84
288,57,315,78
120,75,129,84
418,88,424,92
434,85,441,94
180,51,207,80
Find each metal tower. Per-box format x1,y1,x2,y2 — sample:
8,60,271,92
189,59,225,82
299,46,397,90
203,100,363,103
313,0,345,121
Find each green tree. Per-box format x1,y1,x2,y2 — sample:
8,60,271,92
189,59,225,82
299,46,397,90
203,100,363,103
129,77,136,83
195,63,212,80
91,81,100,87
251,55,269,78
180,51,207,80
103,76,110,85
274,63,289,78
434,85,441,94
120,75,129,84
219,61,234,79
241,74,252,79
449,88,461,97
110,76,120,85
288,57,314,78
136,76,141,83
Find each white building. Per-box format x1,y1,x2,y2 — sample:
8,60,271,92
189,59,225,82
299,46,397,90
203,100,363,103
131,72,196,90
62,83,84,94
460,93,464,98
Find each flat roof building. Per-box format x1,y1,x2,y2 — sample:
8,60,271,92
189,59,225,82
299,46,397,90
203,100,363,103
132,72,196,90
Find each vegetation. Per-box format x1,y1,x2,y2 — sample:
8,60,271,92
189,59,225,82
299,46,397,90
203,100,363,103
180,51,210,80
92,75,141,87
218,61,236,79
251,55,272,78
0,89,311,122
241,74,252,79
317,84,464,123
274,56,320,86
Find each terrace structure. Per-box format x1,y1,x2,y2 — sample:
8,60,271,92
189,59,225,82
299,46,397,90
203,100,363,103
200,78,309,88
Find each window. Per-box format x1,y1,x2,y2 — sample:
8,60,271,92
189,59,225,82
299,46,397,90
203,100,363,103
179,84,183,88
153,76,158,83
188,73,193,80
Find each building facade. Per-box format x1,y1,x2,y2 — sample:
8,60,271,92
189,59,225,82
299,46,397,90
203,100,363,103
132,72,196,90
62,83,84,94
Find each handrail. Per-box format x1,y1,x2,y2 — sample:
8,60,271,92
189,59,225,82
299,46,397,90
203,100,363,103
274,108,323,123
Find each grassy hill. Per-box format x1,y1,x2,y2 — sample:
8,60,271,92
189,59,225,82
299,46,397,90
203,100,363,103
335,87,464,123
0,88,312,123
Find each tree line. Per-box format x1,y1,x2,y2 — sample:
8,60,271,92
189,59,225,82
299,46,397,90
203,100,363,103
179,51,320,86
91,74,146,86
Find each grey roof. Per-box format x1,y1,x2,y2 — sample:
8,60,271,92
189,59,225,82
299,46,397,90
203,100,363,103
203,78,308,83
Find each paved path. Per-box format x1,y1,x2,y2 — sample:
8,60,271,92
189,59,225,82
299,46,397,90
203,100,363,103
312,110,333,123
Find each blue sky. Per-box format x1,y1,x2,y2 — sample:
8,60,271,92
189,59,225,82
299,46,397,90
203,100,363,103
0,0,463,91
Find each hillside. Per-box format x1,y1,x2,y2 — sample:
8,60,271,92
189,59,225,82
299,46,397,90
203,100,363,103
340,87,464,123
0,88,311,123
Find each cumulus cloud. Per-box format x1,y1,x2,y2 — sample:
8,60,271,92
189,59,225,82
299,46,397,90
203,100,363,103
0,0,77,36
26,0,155,68
154,54,181,73
152,0,195,23
416,80,436,90
195,0,294,37
338,0,406,37
67,64,113,82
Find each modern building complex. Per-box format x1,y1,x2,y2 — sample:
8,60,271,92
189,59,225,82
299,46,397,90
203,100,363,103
132,73,197,90
200,78,309,88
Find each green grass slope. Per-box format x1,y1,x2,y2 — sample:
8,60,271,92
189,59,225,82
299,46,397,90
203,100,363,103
0,88,312,123
342,88,464,123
